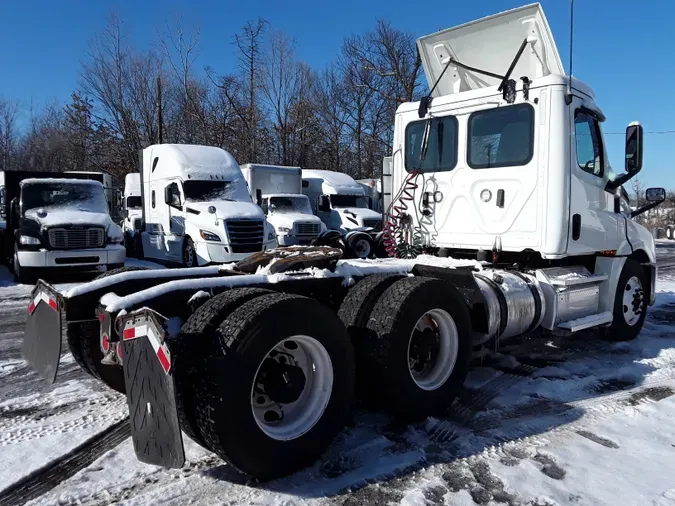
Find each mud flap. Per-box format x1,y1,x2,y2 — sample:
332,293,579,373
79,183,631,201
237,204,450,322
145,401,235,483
22,281,63,384
120,308,185,468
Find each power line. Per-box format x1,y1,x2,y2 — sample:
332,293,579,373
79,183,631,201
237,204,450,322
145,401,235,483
604,130,675,135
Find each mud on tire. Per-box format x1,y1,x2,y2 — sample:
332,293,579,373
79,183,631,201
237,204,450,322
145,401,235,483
194,292,355,480
359,276,472,421
170,288,274,447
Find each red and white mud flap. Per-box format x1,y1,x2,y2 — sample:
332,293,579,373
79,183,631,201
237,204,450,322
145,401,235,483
118,308,185,468
23,280,63,384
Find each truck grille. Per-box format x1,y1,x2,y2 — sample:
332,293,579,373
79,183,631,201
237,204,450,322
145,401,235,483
296,223,320,236
48,227,105,249
225,219,264,253
363,219,382,230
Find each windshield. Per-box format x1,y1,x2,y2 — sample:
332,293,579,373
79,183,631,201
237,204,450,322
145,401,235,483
183,181,238,202
268,196,312,215
22,183,108,215
126,196,142,208
329,194,368,209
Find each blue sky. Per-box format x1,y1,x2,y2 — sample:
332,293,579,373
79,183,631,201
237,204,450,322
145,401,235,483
1,0,672,187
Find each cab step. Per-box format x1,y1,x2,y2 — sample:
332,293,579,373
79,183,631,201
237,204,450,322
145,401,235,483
556,311,613,333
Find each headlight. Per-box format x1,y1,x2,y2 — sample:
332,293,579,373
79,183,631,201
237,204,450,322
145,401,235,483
268,231,276,240
19,235,40,246
277,226,291,233
200,230,221,242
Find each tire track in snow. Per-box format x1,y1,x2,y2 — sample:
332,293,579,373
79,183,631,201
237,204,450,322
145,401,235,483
0,417,130,506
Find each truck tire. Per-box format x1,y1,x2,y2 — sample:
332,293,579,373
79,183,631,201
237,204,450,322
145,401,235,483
338,274,405,333
133,233,144,259
604,259,648,342
171,287,274,447
66,267,149,393
360,276,472,421
183,237,198,268
13,246,35,285
95,265,147,280
194,292,355,480
345,231,373,259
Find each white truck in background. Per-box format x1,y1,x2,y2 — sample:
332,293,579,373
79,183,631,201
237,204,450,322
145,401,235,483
356,177,383,213
136,144,277,267
240,164,324,246
121,173,143,257
24,3,667,484
302,170,383,231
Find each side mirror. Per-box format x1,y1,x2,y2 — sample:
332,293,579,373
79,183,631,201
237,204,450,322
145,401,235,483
625,123,643,173
255,189,263,207
646,187,666,202
318,195,330,212
164,186,172,206
631,186,665,218
606,122,645,192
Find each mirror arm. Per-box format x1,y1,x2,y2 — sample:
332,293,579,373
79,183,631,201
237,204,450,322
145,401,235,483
605,171,638,192
631,199,664,218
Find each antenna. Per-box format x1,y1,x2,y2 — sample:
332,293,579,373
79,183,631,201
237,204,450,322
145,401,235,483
566,0,575,104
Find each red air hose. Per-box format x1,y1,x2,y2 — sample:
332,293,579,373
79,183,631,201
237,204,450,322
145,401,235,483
382,171,419,257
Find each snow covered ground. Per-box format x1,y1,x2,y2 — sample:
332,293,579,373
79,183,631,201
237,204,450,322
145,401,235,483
0,253,675,505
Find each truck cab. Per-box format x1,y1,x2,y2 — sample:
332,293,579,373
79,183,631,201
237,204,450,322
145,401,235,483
10,178,125,282
301,169,383,232
121,173,143,255
240,164,325,246
139,144,277,267
391,4,659,263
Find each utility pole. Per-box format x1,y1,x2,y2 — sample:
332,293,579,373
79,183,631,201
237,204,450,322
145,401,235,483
157,76,164,144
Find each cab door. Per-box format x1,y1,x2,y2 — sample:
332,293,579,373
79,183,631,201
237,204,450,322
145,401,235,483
566,98,621,254
163,180,184,261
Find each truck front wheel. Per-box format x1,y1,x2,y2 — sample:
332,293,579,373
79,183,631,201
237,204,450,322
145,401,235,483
359,276,472,420
13,246,35,284
604,259,648,342
183,237,198,268
195,292,355,480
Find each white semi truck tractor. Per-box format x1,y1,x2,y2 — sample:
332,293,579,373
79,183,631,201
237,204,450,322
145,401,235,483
302,169,384,257
240,163,325,246
121,172,143,257
23,3,665,482
132,144,277,267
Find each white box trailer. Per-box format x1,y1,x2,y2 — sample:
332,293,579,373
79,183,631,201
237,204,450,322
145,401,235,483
23,3,666,483
240,164,324,246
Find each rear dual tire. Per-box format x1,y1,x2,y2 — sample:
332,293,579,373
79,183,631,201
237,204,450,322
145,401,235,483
339,276,472,421
176,289,355,480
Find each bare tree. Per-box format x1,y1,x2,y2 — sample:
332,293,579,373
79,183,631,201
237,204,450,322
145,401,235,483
0,97,20,170
234,18,267,162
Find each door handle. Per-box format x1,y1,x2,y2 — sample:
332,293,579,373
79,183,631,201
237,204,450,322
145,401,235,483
496,189,505,208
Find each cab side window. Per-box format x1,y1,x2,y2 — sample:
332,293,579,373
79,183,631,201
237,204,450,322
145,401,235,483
574,110,604,177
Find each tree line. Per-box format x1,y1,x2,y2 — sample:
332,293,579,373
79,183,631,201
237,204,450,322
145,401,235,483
0,13,424,187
